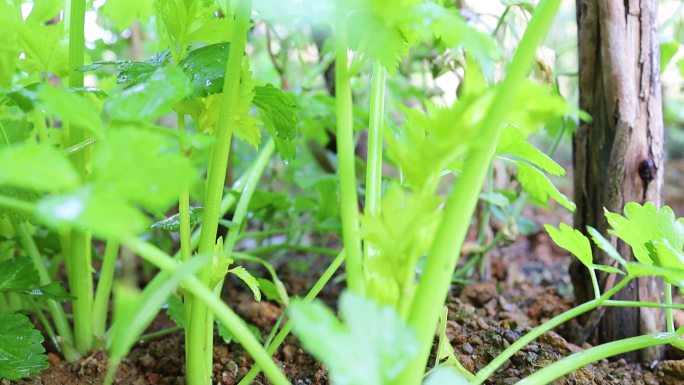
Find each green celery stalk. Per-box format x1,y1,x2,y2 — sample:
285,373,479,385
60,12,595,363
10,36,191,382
396,1,562,383
186,1,254,384
335,12,364,294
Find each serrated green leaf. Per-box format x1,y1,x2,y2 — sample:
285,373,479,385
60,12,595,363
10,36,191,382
0,312,48,380
2,84,39,112
157,0,232,50
0,143,79,191
497,125,565,175
256,278,283,304
78,54,169,88
105,66,192,122
36,189,149,238
232,57,259,147
216,318,261,345
152,207,203,232
515,161,575,211
38,86,104,136
586,226,627,266
27,0,64,24
253,84,298,160
17,23,68,77
179,42,230,97
228,266,261,301
166,295,185,328
605,203,684,265
91,128,195,212
290,292,419,385
544,223,592,267
0,258,38,291
19,282,73,301
626,262,684,289
100,0,154,31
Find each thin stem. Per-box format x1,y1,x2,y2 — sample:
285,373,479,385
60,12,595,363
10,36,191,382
665,282,674,333
604,299,684,310
363,62,386,262
221,139,274,258
473,277,631,384
0,195,35,216
397,1,562,383
335,14,364,293
122,237,290,385
67,0,93,355
12,220,78,360
589,268,600,300
177,112,194,354
237,251,345,385
138,326,183,342
248,244,339,257
187,1,253,383
516,333,678,385
92,239,120,342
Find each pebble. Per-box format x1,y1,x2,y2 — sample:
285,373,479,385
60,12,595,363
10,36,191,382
461,343,474,355
502,329,519,343
139,354,156,370
476,318,490,330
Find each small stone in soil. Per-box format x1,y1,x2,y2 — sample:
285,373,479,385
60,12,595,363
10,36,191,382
461,343,474,355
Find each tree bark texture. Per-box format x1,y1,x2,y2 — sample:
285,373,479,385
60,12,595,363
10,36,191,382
573,0,664,362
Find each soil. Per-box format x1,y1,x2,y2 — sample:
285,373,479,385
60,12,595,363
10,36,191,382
11,161,684,385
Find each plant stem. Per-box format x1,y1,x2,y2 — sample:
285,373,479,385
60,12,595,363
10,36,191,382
237,250,345,385
177,112,195,355
248,243,339,257
665,282,674,333
363,62,386,262
397,1,561,383
92,239,120,343
122,237,291,385
138,326,183,342
473,277,630,384
0,195,35,216
335,14,363,293
67,0,93,355
221,139,274,258
187,1,253,384
516,333,679,385
12,220,78,360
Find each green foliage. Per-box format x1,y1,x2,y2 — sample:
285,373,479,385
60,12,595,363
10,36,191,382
544,223,592,267
179,43,231,97
0,143,79,191
253,84,298,160
514,161,574,211
108,255,207,362
605,203,684,265
100,0,154,31
290,292,419,385
156,0,232,55
0,257,36,291
152,206,204,232
105,66,192,122
0,312,48,380
38,86,104,135
361,184,441,307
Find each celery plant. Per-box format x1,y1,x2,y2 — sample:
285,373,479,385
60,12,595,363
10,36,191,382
186,1,253,383
66,0,94,355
